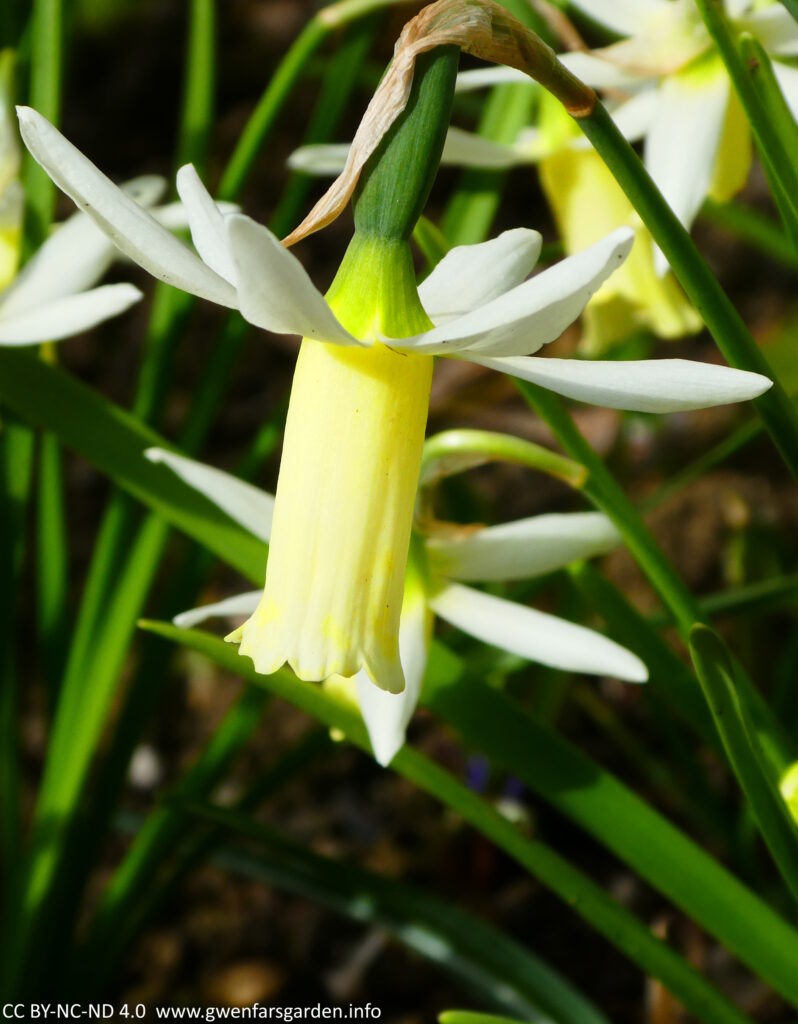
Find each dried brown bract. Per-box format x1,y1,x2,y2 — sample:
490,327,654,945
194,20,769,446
283,0,596,247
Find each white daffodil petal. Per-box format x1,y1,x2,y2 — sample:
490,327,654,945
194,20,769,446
150,199,238,233
145,447,274,542
609,88,659,143
430,582,648,682
427,511,621,582
455,66,531,93
441,127,531,170
357,579,428,767
288,143,351,176
418,228,542,325
16,106,237,308
566,0,668,35
0,178,159,317
226,213,358,344
173,590,261,630
176,164,237,285
773,61,798,121
393,228,633,357
559,51,648,91
645,67,729,273
0,212,113,317
289,129,531,181
739,6,798,56
474,356,772,412
0,283,141,345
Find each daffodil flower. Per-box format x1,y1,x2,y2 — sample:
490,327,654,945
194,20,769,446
289,88,702,353
16,105,771,701
455,0,798,275
145,444,648,764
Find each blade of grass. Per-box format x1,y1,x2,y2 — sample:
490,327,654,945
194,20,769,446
178,800,610,1024
690,625,798,906
139,622,754,1024
35,429,69,700
421,649,798,1008
0,421,34,927
701,199,798,270
0,351,267,579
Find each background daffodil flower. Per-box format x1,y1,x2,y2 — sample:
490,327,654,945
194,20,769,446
455,0,798,275
289,85,703,353
145,445,647,766
16,106,772,697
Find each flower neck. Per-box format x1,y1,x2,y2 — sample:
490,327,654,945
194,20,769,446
326,233,433,340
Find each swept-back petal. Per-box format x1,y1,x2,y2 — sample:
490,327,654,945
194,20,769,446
738,6,798,56
289,129,532,181
441,126,531,169
392,228,633,356
176,164,237,285
418,228,542,325
357,573,429,767
144,447,274,542
566,0,669,35
559,51,650,90
473,355,772,412
609,88,658,143
16,106,237,307
430,582,647,682
427,511,621,582
226,213,358,345
644,63,729,273
0,176,163,317
150,199,238,232
0,283,141,345
173,590,261,630
455,66,530,92
288,143,351,175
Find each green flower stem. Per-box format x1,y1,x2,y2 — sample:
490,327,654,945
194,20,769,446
576,100,798,483
517,380,794,778
690,625,798,905
420,428,586,489
441,81,536,245
738,35,798,256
